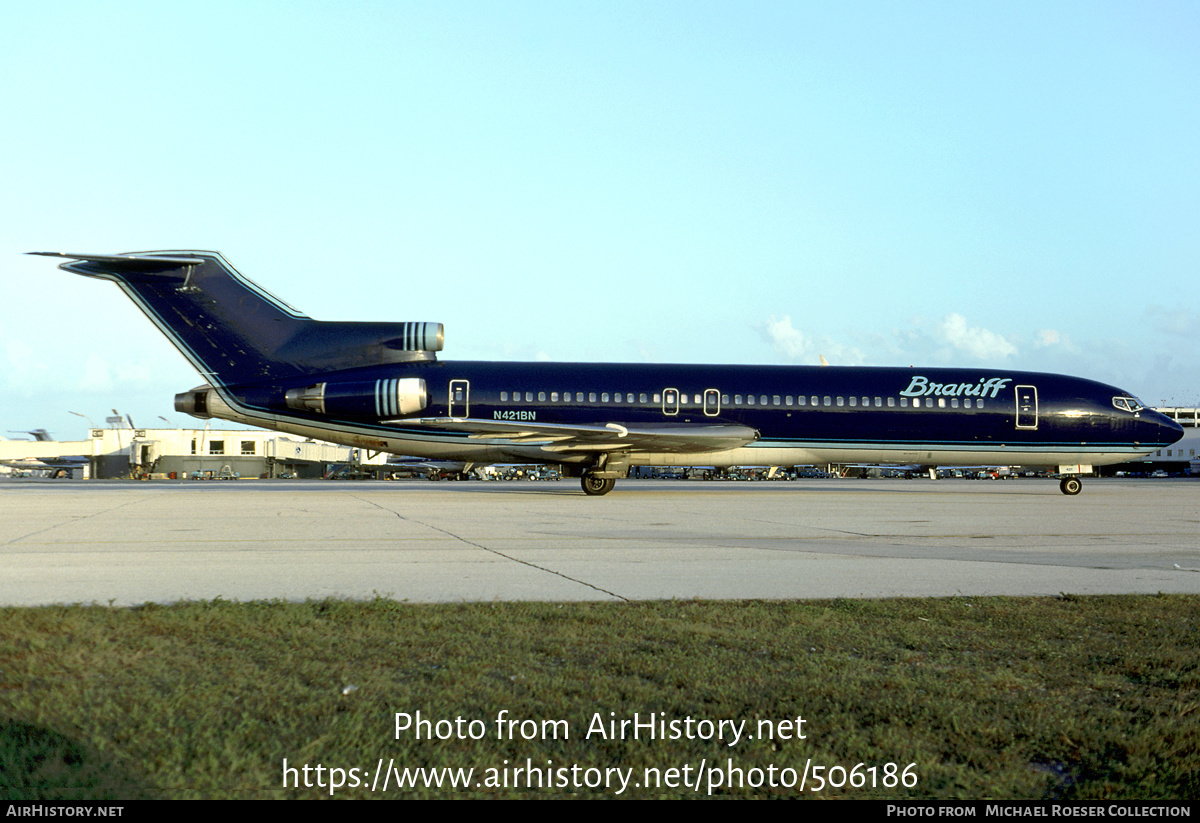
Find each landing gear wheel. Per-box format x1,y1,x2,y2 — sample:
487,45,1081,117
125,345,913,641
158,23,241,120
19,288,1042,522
1059,476,1082,496
581,475,616,496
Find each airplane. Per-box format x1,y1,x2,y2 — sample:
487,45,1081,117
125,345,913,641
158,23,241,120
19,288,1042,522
11,428,55,442
0,429,91,477
32,250,1184,496
385,457,481,480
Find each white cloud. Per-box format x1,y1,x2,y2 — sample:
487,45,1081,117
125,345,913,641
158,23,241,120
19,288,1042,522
762,315,811,360
1145,306,1200,339
1032,328,1081,354
759,315,864,365
1035,329,1060,347
936,313,1017,360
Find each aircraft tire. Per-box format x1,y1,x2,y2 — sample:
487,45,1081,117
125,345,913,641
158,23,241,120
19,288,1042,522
581,475,616,496
1059,476,1082,496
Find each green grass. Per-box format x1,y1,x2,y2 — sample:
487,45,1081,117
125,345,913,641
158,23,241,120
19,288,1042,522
1,595,1197,799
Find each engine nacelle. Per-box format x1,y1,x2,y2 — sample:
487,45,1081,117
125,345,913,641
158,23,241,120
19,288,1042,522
285,377,428,419
175,386,213,418
387,322,443,353
174,385,238,422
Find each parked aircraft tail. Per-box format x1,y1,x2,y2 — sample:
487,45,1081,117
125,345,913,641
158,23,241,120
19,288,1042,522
30,251,443,386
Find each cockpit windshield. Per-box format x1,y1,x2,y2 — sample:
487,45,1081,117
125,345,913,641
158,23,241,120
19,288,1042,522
1112,396,1145,413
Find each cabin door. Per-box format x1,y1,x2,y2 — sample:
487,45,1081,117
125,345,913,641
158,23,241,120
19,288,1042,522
449,379,470,418
662,388,679,416
1015,384,1037,429
703,388,721,416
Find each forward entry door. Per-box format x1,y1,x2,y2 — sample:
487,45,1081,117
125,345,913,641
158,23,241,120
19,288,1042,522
1015,385,1037,429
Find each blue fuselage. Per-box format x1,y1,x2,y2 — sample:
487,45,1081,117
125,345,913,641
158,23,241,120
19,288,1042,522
218,360,1182,470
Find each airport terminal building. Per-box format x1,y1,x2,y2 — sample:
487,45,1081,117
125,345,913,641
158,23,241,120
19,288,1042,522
1,427,389,480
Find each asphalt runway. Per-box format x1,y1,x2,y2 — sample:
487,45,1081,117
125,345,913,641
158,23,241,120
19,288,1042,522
1,477,1197,606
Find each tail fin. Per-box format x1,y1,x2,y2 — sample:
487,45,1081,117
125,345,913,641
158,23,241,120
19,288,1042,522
31,251,443,386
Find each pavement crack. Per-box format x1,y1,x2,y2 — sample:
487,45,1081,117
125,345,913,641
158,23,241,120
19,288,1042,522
4,495,144,545
351,495,630,602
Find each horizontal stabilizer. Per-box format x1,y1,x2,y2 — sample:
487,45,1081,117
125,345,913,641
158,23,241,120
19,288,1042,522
28,251,203,277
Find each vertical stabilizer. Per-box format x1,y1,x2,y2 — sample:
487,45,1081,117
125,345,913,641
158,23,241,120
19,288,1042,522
32,251,442,386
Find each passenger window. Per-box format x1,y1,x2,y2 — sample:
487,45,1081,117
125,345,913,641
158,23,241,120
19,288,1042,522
538,392,546,402
589,393,597,403
773,395,781,406
602,392,610,402
849,397,857,407
501,391,508,401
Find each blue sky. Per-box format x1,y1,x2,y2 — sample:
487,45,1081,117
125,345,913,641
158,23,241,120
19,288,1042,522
4,1,1198,440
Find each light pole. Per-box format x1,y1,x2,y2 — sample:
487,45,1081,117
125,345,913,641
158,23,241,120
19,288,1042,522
69,410,96,431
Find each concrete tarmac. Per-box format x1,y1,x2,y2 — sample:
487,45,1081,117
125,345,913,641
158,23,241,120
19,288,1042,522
1,477,1197,606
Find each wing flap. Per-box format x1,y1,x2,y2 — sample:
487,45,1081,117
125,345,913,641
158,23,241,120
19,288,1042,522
406,417,758,454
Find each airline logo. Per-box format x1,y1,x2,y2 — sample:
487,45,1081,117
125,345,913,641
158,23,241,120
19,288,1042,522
900,376,1013,399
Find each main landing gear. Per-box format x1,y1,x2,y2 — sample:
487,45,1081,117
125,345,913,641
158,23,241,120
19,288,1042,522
581,474,616,496
1059,476,1082,496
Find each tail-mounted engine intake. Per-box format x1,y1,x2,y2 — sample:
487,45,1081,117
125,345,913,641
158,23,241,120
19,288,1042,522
285,377,428,419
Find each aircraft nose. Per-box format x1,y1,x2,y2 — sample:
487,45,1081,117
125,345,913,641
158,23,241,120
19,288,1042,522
1145,410,1184,448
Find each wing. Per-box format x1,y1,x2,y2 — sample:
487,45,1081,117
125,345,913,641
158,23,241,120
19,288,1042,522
403,417,758,454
